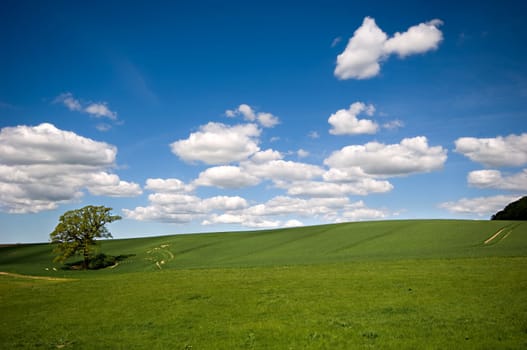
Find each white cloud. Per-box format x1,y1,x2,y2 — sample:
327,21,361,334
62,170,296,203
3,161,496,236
342,203,388,220
239,196,389,225
202,212,286,229
0,123,116,166
335,17,387,80
96,123,112,132
85,103,117,120
308,131,320,139
250,149,283,163
54,92,119,129
242,159,325,182
194,165,260,189
55,92,117,119
325,136,447,176
225,104,280,128
202,213,244,225
297,149,309,158
0,123,141,213
468,169,527,191
455,133,527,167
170,122,261,164
283,179,393,197
322,167,369,182
203,196,248,211
383,119,404,130
383,19,444,57
257,112,280,128
124,192,201,223
200,195,351,228
328,102,378,135
335,17,443,80
245,196,351,217
439,195,522,216
55,92,82,111
145,178,193,193
284,219,303,227
86,172,142,197
331,36,342,48
124,188,249,224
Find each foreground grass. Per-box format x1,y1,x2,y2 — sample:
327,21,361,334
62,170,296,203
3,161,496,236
1,257,526,349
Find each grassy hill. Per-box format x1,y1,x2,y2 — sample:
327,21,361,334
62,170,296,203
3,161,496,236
1,220,526,276
2,220,527,349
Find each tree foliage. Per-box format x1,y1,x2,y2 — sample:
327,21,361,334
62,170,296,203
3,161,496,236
50,205,121,269
491,196,527,221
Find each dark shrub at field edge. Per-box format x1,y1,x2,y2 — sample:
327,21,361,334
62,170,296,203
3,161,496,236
492,196,527,220
63,253,134,270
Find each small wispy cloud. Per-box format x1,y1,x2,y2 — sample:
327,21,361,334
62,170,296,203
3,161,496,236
297,149,309,158
331,36,342,47
0,101,16,110
225,104,280,128
54,92,82,111
54,92,120,130
308,131,320,139
383,119,404,130
85,103,117,120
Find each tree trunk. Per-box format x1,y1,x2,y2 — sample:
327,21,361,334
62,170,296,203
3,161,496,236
83,239,89,269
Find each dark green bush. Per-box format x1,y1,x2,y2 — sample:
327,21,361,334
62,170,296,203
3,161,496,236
87,253,117,269
492,196,527,220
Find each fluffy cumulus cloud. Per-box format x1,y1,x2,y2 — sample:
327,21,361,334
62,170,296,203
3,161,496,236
124,176,250,224
170,122,261,164
468,169,527,191
328,102,378,135
335,17,443,80
194,166,260,189
342,201,388,220
226,104,280,128
242,159,325,182
455,133,527,167
123,103,451,228
325,136,447,176
439,195,522,216
125,168,391,227
145,178,194,193
283,179,393,197
383,19,444,57
201,196,383,227
0,123,141,213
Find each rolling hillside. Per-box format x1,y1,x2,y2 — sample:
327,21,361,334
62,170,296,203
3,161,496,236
2,219,527,349
1,220,526,276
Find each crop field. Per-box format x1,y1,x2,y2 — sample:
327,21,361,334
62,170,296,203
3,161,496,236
1,220,527,349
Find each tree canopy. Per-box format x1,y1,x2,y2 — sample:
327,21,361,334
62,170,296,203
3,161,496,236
491,196,527,221
50,205,121,269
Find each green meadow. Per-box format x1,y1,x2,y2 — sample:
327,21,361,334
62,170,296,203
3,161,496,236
1,220,527,349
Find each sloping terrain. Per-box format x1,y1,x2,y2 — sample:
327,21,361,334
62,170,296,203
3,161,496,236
2,220,527,349
1,220,526,276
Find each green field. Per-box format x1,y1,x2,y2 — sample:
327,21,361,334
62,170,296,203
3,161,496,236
1,220,527,349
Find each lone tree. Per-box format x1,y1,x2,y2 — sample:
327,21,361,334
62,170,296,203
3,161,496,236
50,205,121,269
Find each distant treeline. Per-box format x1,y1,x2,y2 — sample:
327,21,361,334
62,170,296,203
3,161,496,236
492,196,527,220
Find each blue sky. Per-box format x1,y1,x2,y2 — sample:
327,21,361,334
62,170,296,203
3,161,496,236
1,0,526,243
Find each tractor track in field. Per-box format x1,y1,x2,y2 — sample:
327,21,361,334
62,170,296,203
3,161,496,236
484,228,506,244
484,224,518,245
0,271,74,281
